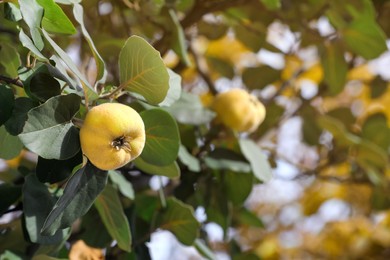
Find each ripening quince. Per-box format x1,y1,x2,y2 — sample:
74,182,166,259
80,103,146,171
211,88,266,133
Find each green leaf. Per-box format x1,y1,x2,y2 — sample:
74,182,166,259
242,66,281,90
41,29,98,101
119,36,169,105
167,8,191,66
134,157,180,179
108,170,134,200
79,208,112,248
95,184,132,252
18,29,48,61
320,42,348,95
73,3,107,85
25,70,61,102
0,85,14,126
0,126,23,160
198,20,228,40
223,171,253,206
159,69,182,107
0,251,23,260
140,109,180,166
239,139,272,182
4,3,22,22
0,43,21,77
0,184,21,215
18,94,81,160
164,92,215,125
234,22,266,52
36,0,76,34
206,56,234,79
23,174,70,244
41,161,108,236
178,145,200,172
36,150,82,184
317,115,360,146
157,197,200,246
234,207,264,228
361,113,390,151
19,0,44,50
194,239,217,260
4,97,36,136
343,18,387,59
260,0,281,10
205,148,251,173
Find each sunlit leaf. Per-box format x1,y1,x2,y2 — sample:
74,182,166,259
36,0,76,35
119,36,169,105
159,69,182,107
108,170,134,200
19,29,47,61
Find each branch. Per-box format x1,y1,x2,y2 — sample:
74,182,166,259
0,75,23,88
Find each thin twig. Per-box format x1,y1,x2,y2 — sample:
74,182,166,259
0,75,23,88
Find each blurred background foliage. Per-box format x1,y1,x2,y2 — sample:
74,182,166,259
1,0,390,259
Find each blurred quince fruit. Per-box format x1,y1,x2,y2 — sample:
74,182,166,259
212,88,266,133
80,103,145,170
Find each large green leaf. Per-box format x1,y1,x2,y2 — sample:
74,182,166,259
108,170,134,200
157,197,200,246
119,36,169,105
164,92,215,125
320,42,348,95
0,126,23,160
361,113,390,151
18,94,81,160
95,184,132,252
19,0,44,50
0,184,21,215
23,174,70,244
140,109,180,166
36,0,76,35
343,18,387,59
239,139,272,182
0,85,14,125
260,0,281,10
73,3,107,85
41,161,108,236
41,29,98,101
4,97,37,136
0,43,20,77
134,157,180,179
36,150,82,184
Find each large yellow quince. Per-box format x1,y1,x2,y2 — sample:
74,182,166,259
80,103,146,171
211,88,266,133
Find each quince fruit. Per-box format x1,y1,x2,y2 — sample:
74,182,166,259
211,88,266,133
80,103,145,170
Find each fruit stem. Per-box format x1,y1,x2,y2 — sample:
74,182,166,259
72,117,84,128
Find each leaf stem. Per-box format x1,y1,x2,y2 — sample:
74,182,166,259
0,75,24,88
158,176,167,209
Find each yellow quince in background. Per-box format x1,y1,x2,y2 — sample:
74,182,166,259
211,88,266,133
80,103,146,171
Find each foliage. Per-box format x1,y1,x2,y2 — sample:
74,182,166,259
0,0,389,259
